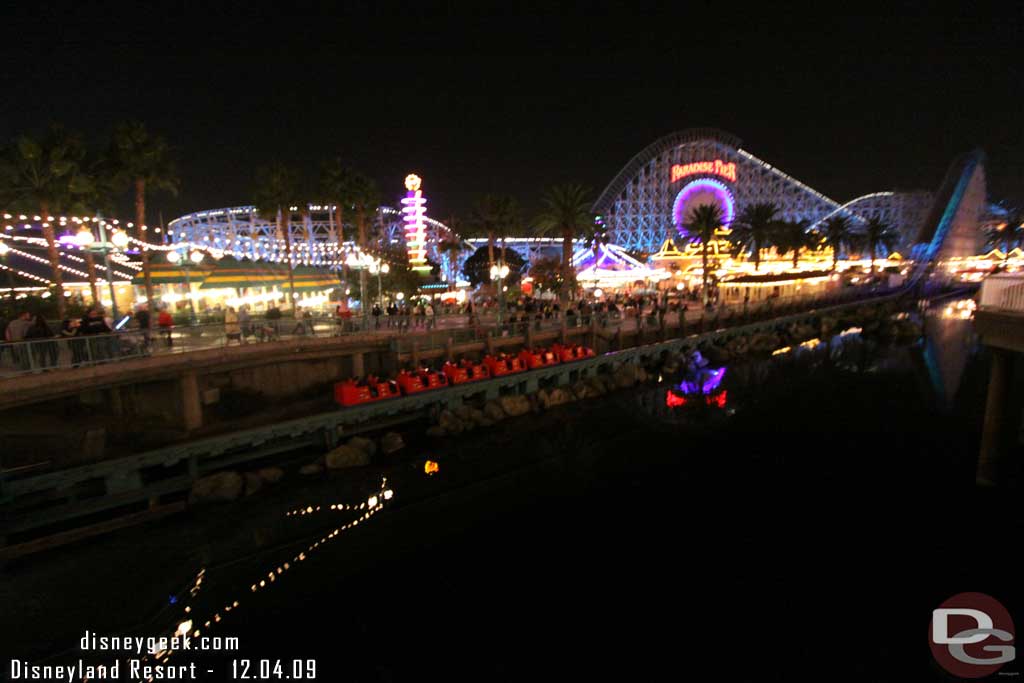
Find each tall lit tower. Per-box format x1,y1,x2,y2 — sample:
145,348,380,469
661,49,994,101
401,173,430,272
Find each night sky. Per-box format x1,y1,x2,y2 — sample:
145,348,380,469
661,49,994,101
2,3,1021,223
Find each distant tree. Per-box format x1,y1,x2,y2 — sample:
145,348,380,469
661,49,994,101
437,238,465,287
461,246,526,288
319,159,359,281
729,202,780,271
106,121,179,316
535,184,594,304
858,216,900,274
820,214,855,272
347,172,380,318
683,203,725,307
0,125,97,319
253,164,302,315
467,195,519,268
528,255,571,294
773,219,817,269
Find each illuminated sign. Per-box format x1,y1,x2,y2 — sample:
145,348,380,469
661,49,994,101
670,159,737,183
400,173,430,271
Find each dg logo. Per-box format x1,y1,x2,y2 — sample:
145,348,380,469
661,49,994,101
930,592,1016,678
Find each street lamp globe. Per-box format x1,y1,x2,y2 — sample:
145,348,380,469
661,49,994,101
396,292,405,301
381,263,390,274
111,231,130,249
189,250,205,264
74,226,94,247
166,250,182,264
0,241,8,256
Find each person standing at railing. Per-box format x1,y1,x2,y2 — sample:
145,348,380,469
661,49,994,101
157,307,174,347
425,302,435,330
25,314,58,369
264,304,282,340
224,306,242,345
238,305,252,342
372,303,382,329
60,317,85,367
135,303,151,350
80,306,113,361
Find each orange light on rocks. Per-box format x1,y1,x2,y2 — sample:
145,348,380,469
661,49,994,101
424,460,439,475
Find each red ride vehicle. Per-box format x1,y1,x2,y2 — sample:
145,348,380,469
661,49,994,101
334,375,401,406
518,347,560,369
396,368,449,395
443,360,490,384
483,353,526,376
552,343,596,362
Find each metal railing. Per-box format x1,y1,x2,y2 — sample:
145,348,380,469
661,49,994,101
0,285,900,378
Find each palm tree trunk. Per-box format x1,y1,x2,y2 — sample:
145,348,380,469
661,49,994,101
702,241,709,307
870,244,876,274
135,178,154,326
334,203,349,283
562,228,573,304
793,249,799,269
357,207,368,319
84,251,99,304
280,208,298,318
487,231,495,267
40,203,66,319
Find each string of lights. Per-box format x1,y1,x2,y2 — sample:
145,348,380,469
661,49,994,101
131,479,394,683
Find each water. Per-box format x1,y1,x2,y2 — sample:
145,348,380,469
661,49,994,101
9,300,1017,681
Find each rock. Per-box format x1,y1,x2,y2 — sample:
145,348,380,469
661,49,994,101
467,407,487,426
499,395,531,417
455,405,475,422
325,444,370,470
426,425,447,438
477,417,495,427
635,367,649,383
244,472,263,496
613,365,636,389
484,400,506,421
439,410,464,434
571,382,590,400
584,377,606,396
257,467,284,484
347,436,377,457
546,388,574,407
380,431,405,454
191,471,244,503
299,463,324,476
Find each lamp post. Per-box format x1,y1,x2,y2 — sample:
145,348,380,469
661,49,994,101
166,248,206,325
75,214,129,320
489,263,510,325
369,260,390,308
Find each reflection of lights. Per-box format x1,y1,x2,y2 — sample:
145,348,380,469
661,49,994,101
424,460,439,475
772,346,792,356
679,366,726,394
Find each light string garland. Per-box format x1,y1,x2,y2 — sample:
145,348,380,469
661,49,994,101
128,479,394,683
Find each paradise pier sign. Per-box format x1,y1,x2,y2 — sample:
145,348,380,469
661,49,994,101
670,159,737,183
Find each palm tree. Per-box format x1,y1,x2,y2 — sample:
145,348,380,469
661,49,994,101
107,121,179,315
437,238,464,288
0,125,96,319
253,164,301,316
821,214,855,272
773,219,816,269
860,216,900,274
320,159,359,280
729,202,779,271
535,184,593,303
348,172,380,317
468,195,518,269
683,203,725,307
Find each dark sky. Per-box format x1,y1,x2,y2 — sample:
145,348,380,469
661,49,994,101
2,3,1021,223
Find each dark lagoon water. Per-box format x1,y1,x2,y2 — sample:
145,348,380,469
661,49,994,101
9,299,1021,682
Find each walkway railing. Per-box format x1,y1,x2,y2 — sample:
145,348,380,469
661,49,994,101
0,285,901,378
